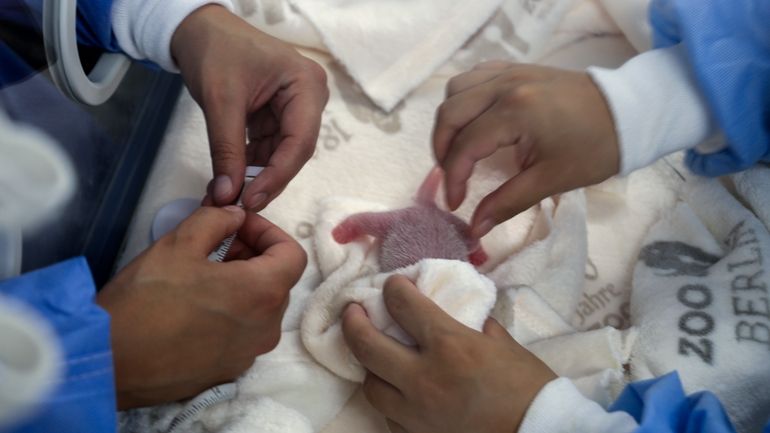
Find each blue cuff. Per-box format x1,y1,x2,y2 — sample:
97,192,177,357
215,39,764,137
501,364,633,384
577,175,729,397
0,258,116,433
610,372,736,433
75,0,122,52
18,0,121,52
649,0,770,177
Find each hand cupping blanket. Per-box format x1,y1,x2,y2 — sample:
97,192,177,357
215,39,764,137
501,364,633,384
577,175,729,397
302,196,498,381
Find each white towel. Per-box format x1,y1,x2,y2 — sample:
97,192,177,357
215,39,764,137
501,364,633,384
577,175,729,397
575,159,683,331
237,0,325,51
287,0,503,112
239,0,576,111
119,332,355,433
629,167,770,433
597,0,652,53
485,191,635,407
212,331,357,432
489,193,588,329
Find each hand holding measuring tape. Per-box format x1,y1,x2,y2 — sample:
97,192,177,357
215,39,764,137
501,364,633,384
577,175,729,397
98,168,306,408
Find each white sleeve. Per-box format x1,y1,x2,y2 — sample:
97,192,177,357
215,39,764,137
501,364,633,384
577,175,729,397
518,378,639,433
587,44,722,176
111,0,235,72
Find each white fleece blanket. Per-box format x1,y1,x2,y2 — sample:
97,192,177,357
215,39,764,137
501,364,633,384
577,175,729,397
116,1,769,432
238,0,575,111
629,167,770,433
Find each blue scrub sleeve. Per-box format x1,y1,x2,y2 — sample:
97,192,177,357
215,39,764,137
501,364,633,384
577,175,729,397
649,0,770,177
75,0,122,51
609,372,736,433
18,0,121,52
0,258,117,433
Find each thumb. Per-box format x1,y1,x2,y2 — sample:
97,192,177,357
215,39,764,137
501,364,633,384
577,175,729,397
172,206,245,256
470,162,560,239
203,102,248,205
482,317,513,341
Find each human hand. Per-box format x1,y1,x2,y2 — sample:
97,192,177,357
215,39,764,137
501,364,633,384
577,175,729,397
97,206,307,409
171,5,329,210
433,61,619,239
341,275,556,433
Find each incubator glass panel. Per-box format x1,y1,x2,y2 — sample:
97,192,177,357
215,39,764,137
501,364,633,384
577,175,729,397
0,0,183,286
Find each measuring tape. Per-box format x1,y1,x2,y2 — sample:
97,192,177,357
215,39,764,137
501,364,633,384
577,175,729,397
206,166,264,262
165,383,237,433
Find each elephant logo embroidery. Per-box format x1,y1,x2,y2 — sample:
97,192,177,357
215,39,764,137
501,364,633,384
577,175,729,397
639,241,721,277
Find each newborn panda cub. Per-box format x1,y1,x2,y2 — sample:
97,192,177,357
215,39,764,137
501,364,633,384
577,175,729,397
332,168,488,272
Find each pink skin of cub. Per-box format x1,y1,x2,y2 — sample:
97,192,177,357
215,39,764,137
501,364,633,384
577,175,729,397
332,168,488,272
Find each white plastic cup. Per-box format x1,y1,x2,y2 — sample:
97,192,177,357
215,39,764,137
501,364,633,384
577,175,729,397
0,296,61,429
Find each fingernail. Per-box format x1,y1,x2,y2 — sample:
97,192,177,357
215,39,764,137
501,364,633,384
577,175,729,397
344,303,367,318
474,218,495,238
223,205,241,213
245,192,267,210
448,188,463,210
213,175,233,203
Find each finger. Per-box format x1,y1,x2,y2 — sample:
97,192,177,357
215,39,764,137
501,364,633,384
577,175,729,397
440,108,519,210
432,81,498,166
241,135,311,211
242,72,328,211
172,206,245,256
232,214,308,285
362,373,407,422
472,60,514,71
445,69,500,98
386,419,409,433
220,216,274,261
201,191,215,207
342,303,417,387
202,98,248,206
470,162,561,239
482,317,513,341
382,275,457,347
237,213,297,255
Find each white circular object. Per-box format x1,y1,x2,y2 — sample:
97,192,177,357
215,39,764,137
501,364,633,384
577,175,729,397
0,112,76,233
151,198,201,242
0,295,61,428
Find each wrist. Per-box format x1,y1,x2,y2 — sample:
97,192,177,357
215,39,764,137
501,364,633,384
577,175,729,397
171,4,231,70
581,71,621,180
112,0,234,71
